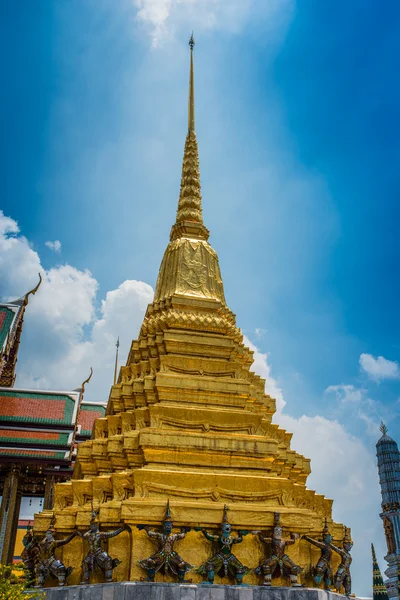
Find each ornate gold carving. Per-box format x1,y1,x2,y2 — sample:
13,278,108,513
154,238,226,304
152,414,256,435
165,364,236,378
175,133,202,224
384,516,396,554
53,484,73,510
141,305,239,337
112,473,135,501
136,482,286,505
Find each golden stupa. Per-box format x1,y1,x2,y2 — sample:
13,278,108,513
35,38,346,587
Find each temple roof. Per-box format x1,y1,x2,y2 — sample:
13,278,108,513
0,388,80,427
0,274,42,387
0,386,105,462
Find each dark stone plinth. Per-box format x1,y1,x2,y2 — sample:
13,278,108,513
25,582,360,600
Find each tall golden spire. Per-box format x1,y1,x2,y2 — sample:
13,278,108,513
153,36,225,304
170,35,209,242
188,33,195,133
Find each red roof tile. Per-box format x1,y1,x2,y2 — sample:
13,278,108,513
79,410,103,432
0,397,66,420
0,429,60,440
0,449,66,458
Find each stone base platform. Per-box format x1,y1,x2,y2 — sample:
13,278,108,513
29,582,356,600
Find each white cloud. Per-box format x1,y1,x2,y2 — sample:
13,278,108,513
254,327,267,339
132,0,294,47
0,211,19,236
325,383,364,405
324,383,385,437
0,211,153,401
45,240,62,253
360,352,400,381
0,211,42,300
18,274,153,400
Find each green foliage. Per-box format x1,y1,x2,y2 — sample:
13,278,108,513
0,564,44,600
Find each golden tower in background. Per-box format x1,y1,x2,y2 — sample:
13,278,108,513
35,37,347,587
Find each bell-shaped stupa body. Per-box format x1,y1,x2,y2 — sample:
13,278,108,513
35,38,347,586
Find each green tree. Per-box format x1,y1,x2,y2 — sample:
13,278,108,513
0,564,43,600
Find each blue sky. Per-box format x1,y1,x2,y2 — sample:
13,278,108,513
1,1,400,594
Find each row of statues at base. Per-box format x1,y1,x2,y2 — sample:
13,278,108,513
22,518,129,587
22,503,352,595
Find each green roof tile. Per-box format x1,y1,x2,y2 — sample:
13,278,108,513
0,307,17,349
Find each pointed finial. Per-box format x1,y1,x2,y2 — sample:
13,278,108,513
188,33,195,134
372,542,377,561
164,499,172,521
81,367,93,396
165,35,210,245
343,527,353,545
114,337,120,385
222,504,229,524
70,367,93,457
91,508,98,524
24,273,42,306
380,422,388,436
322,517,330,537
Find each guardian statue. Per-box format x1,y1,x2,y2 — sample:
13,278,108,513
303,519,333,590
196,505,249,585
35,522,77,587
332,527,353,595
138,500,193,583
78,511,130,583
254,512,302,586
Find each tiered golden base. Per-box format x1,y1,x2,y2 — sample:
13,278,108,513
35,297,344,587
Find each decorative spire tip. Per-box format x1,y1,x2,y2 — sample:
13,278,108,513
81,367,93,396
187,33,196,134
380,421,388,436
